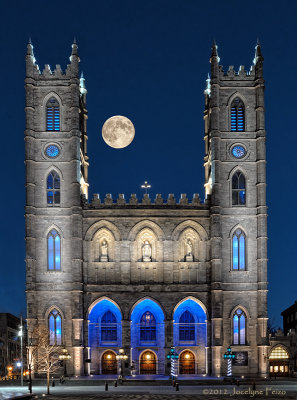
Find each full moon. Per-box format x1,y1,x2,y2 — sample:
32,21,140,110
102,115,135,149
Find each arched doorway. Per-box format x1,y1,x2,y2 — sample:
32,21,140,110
140,350,157,374
269,346,289,377
101,351,117,374
179,350,195,374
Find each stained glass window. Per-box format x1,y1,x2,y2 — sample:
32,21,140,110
232,171,246,206
179,310,195,341
231,145,246,159
140,311,156,342
48,229,61,271
45,145,60,158
232,229,245,270
46,97,60,131
233,308,246,345
231,97,245,132
49,309,62,345
47,171,60,206
101,311,117,342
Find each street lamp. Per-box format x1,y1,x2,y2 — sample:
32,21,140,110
116,349,128,380
59,348,71,377
18,317,23,386
223,346,235,377
166,346,179,379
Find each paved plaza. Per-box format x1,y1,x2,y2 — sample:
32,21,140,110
0,382,297,400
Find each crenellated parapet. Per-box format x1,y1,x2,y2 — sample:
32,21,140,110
84,193,208,208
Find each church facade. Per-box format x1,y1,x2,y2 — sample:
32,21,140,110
25,41,268,377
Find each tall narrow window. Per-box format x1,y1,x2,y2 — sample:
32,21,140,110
140,311,156,342
47,171,60,206
46,97,60,131
233,308,246,345
101,311,117,342
48,229,61,271
179,310,195,342
230,97,245,132
49,309,62,345
232,171,246,206
232,229,246,270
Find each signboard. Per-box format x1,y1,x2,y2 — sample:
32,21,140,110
232,351,248,366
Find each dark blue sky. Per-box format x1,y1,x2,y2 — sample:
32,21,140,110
1,0,295,327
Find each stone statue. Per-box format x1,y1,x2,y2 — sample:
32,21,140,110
185,238,194,261
100,239,109,262
142,240,152,262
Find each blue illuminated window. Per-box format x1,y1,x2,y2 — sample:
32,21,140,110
49,309,62,345
232,171,246,206
140,311,156,342
232,229,245,270
179,310,195,342
47,171,60,206
230,97,245,132
48,229,61,271
45,145,60,158
46,97,60,131
233,308,246,345
101,311,117,342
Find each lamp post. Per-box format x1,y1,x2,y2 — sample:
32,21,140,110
18,317,23,386
59,348,71,377
116,349,128,380
167,346,179,379
223,346,235,377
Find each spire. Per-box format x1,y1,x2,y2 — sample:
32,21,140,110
209,41,220,79
70,39,79,62
210,40,220,63
253,39,264,65
26,38,34,57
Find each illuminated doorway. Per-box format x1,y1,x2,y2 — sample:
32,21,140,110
269,346,289,377
179,350,195,374
101,351,117,374
140,350,157,374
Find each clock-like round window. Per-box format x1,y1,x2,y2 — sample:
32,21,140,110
45,145,60,158
231,145,246,159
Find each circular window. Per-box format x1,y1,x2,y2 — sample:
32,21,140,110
231,145,246,159
45,145,60,158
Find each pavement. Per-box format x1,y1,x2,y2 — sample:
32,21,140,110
0,382,296,400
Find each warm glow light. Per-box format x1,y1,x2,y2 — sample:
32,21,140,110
7,366,13,371
107,354,111,359
146,354,151,359
185,353,190,359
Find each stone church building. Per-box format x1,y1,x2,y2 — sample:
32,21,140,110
25,41,268,377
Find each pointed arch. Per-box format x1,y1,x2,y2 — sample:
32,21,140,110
171,220,208,241
231,170,246,206
231,228,246,270
47,170,61,206
229,94,246,132
232,307,247,345
47,228,61,271
48,308,62,345
127,220,165,241
84,220,121,241
45,95,61,131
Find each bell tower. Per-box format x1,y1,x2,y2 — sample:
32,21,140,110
204,42,268,376
25,40,88,375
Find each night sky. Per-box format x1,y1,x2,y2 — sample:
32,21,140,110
1,0,295,328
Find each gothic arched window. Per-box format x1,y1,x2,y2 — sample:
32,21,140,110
232,171,246,206
48,229,61,271
46,97,60,131
232,229,246,270
233,308,246,345
140,311,156,342
231,97,245,132
49,309,62,345
179,310,195,341
101,311,117,342
47,171,60,206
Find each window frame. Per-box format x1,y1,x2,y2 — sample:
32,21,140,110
231,170,246,207
232,228,246,271
232,308,247,345
47,229,61,271
46,97,61,132
47,170,61,207
230,97,245,132
48,309,62,345
179,310,195,343
101,310,117,343
140,311,156,343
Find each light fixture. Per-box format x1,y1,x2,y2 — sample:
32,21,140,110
146,354,151,359
107,354,111,359
185,353,190,359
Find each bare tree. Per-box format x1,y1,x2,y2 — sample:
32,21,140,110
30,325,61,394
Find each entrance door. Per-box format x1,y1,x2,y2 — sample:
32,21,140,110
179,350,195,374
101,351,117,374
269,346,290,377
140,350,156,374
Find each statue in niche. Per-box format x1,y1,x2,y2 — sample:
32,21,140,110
185,238,194,262
100,239,109,262
142,240,152,262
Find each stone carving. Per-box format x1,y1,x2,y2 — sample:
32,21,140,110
142,240,152,262
185,238,194,262
100,240,109,262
